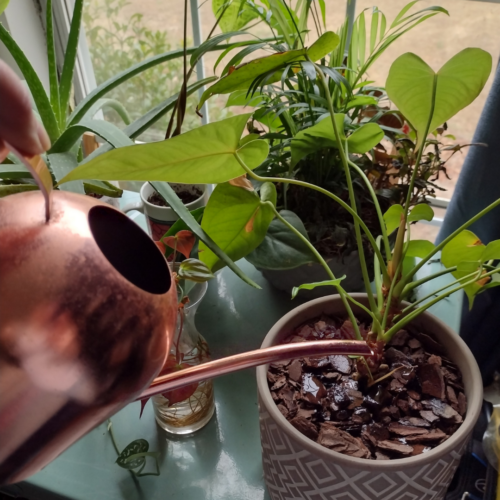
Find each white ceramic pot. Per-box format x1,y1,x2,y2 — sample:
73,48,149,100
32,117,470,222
122,182,207,241
257,294,482,500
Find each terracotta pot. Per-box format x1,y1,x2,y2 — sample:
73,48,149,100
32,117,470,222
259,250,365,298
257,293,482,500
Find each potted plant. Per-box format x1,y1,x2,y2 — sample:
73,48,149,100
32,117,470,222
0,0,265,201
60,26,495,495
212,1,464,297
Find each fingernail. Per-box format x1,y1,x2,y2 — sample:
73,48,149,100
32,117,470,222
36,122,51,152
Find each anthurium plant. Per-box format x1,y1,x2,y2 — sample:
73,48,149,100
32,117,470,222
61,27,497,375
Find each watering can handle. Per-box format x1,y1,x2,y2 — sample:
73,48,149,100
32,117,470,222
138,340,371,400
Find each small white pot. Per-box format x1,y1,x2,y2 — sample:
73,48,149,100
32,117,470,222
257,294,482,500
122,182,207,241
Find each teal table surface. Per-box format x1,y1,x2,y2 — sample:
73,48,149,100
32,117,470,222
1,193,463,500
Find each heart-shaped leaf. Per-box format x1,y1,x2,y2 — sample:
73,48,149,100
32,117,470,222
162,230,196,259
383,204,404,235
405,240,435,258
198,32,339,108
291,115,383,166
291,276,346,299
246,210,316,270
408,204,434,223
116,439,149,470
200,182,275,272
386,49,492,149
58,114,269,185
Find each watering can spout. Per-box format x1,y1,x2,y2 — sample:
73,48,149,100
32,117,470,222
140,341,372,400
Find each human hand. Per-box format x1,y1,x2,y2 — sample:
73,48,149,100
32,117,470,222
0,59,51,161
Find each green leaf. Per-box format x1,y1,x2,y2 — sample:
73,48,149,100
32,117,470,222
0,184,38,197
151,181,260,289
386,49,492,149
50,120,134,154
0,163,31,179
69,47,195,126
116,439,149,470
442,230,485,270
226,90,265,107
198,32,339,109
212,0,260,33
83,98,131,125
383,204,404,235
344,95,378,110
370,9,379,53
358,12,366,67
245,210,316,270
482,240,500,262
178,258,214,282
0,24,60,142
199,182,275,273
81,77,216,164
0,0,9,15
260,182,277,206
408,203,434,223
59,114,268,185
291,277,345,299
405,239,435,258
48,152,85,194
390,1,419,28
456,260,482,274
45,0,60,125
291,116,383,166
59,0,83,124
83,180,122,198
307,31,340,62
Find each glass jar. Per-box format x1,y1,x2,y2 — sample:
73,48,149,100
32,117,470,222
153,281,215,434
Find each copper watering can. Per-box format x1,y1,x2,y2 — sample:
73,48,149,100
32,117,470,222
0,154,371,485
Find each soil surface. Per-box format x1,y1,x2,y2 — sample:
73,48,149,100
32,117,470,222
268,316,466,460
148,186,202,207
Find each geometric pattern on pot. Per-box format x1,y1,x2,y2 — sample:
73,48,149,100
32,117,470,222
256,294,483,500
260,404,469,500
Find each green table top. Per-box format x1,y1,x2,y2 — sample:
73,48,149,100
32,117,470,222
1,193,463,500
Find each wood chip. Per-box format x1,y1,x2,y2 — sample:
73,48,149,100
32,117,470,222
288,360,302,382
420,410,440,423
377,440,413,455
458,392,467,416
388,423,429,436
290,416,318,441
405,429,447,443
418,364,446,399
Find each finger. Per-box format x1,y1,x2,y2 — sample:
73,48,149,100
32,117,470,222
0,60,51,156
0,139,8,163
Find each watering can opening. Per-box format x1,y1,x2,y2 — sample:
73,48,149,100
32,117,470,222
88,205,172,295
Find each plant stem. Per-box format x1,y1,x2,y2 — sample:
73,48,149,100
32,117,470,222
311,59,378,316
400,266,458,298
374,235,384,310
396,197,500,294
235,155,390,284
347,158,391,259
268,203,363,341
381,269,499,342
399,266,500,316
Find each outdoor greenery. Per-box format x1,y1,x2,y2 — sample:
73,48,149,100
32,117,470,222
83,0,232,141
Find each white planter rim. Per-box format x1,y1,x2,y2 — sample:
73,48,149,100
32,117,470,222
256,293,483,471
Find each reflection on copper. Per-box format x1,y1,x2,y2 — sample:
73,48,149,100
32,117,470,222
140,341,372,400
0,191,177,485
